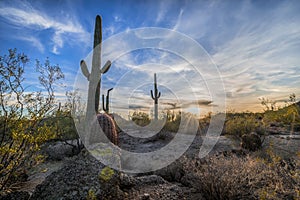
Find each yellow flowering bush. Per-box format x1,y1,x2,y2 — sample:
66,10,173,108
0,49,64,192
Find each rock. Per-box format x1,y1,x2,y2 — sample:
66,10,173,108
135,175,167,185
154,159,185,182
43,140,81,161
31,149,123,200
120,173,137,189
141,193,150,200
0,191,30,200
180,173,200,188
293,124,300,132
216,149,247,157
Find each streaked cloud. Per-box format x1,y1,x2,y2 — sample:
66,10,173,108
1,0,299,114
0,1,90,54
18,36,45,53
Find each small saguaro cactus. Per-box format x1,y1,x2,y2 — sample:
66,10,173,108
102,88,113,113
80,15,111,114
151,73,161,120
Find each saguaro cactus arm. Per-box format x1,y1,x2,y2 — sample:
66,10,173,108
103,88,113,113
101,61,111,74
80,60,90,80
83,60,111,80
150,73,161,102
102,94,105,112
151,90,161,100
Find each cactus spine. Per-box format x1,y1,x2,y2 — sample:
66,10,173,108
80,15,111,114
150,73,161,120
102,88,113,113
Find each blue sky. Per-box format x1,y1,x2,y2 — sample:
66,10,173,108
0,0,300,116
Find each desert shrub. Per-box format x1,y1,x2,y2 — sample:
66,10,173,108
46,111,78,141
0,49,64,192
163,115,181,133
54,89,85,141
225,114,258,137
240,132,263,151
130,110,197,133
131,111,150,127
198,113,211,135
163,111,200,134
182,152,300,200
98,167,123,199
261,94,300,131
86,188,97,200
225,113,266,151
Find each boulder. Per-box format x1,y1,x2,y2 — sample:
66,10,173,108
31,149,123,200
240,132,262,151
43,140,82,161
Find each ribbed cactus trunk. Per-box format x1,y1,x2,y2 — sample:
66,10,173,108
151,73,161,120
97,113,118,145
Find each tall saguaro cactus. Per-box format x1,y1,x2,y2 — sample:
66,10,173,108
102,88,113,113
80,15,111,146
80,15,111,114
151,73,161,120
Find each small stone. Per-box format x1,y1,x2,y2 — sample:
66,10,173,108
142,193,150,200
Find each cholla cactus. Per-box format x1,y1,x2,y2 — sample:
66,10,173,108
97,113,118,145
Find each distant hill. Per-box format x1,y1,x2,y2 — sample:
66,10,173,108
271,101,300,113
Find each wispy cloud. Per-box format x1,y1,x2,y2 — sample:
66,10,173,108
18,36,45,53
70,0,300,114
211,2,300,110
154,0,300,111
71,27,224,117
0,1,90,54
2,0,298,114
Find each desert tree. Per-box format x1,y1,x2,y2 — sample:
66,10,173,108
54,89,84,153
0,48,64,192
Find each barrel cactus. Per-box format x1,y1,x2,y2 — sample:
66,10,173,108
97,113,118,145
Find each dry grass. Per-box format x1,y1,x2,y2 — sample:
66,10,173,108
182,153,300,200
